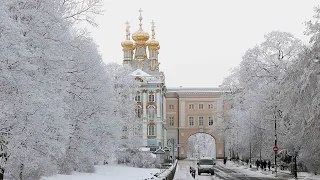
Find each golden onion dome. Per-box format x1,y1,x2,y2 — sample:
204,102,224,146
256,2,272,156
147,39,160,50
132,29,150,43
121,40,134,49
132,8,150,44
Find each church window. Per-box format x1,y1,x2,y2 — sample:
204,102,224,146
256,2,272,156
198,104,204,109
198,116,204,126
148,125,155,136
148,107,155,119
148,94,155,102
135,106,142,118
188,116,194,126
209,116,214,126
135,94,141,102
169,104,174,110
188,104,194,109
169,117,174,126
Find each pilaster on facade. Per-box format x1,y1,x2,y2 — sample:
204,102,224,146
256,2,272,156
142,89,148,146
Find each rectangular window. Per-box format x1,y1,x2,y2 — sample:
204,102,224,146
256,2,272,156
189,116,194,126
148,94,155,102
135,107,142,118
148,125,155,136
169,104,174,110
198,104,204,109
169,117,174,126
189,104,194,109
198,116,204,126
135,94,141,102
209,116,214,126
208,103,214,109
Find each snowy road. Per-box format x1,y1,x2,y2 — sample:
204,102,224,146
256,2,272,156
174,160,286,180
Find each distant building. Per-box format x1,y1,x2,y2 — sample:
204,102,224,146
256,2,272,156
121,9,227,159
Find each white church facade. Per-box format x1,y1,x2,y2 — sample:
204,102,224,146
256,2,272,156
121,9,227,159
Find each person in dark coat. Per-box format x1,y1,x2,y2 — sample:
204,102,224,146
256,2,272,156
256,160,260,170
268,160,271,171
263,160,267,171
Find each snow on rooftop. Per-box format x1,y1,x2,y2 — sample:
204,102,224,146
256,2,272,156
130,69,150,77
167,87,223,93
139,147,150,151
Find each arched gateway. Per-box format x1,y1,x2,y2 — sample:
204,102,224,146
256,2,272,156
164,88,226,160
187,133,216,159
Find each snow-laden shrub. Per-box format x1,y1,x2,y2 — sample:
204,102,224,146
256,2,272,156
116,148,156,168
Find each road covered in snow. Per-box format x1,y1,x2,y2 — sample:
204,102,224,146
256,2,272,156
173,160,287,180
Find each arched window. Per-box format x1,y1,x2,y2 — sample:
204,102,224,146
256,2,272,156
135,106,142,118
148,106,155,119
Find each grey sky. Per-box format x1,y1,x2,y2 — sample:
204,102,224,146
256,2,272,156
88,0,319,87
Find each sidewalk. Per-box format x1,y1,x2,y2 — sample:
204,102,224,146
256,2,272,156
228,161,320,180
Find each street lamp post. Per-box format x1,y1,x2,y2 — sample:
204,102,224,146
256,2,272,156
167,139,175,163
274,105,278,177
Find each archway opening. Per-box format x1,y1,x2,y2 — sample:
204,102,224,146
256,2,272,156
187,133,216,160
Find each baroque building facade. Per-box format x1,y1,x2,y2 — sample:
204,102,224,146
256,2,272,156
122,10,226,159
121,9,166,148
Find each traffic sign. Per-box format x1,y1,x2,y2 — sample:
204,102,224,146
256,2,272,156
273,146,278,152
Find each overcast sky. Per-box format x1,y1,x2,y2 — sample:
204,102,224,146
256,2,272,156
87,0,319,88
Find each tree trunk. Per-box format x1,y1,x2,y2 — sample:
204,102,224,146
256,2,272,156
19,164,24,180
0,167,4,180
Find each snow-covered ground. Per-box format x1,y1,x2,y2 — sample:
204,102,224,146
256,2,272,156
228,161,320,180
41,164,161,180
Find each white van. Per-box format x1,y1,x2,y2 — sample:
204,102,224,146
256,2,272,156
197,157,215,175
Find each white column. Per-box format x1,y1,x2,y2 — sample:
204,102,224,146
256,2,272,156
164,128,167,146
163,95,167,146
179,101,185,127
142,90,148,146
163,95,166,123
156,89,162,146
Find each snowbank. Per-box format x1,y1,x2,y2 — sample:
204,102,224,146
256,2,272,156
41,164,161,180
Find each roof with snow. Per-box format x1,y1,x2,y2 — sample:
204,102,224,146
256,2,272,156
167,87,223,93
130,69,150,77
153,148,166,154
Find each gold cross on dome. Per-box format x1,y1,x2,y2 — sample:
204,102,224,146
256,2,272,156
138,8,143,16
138,8,143,29
125,21,130,40
151,20,156,39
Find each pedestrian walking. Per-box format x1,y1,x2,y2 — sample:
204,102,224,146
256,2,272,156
263,160,267,171
268,161,271,171
256,160,260,170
